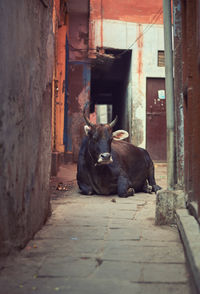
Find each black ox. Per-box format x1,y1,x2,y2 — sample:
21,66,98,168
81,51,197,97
77,103,161,197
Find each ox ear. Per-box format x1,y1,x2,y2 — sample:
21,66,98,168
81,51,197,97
84,125,91,136
112,130,129,141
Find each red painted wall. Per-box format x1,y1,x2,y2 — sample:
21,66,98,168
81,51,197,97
90,0,163,24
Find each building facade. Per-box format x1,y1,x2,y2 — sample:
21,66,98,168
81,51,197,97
89,0,165,155
52,0,166,170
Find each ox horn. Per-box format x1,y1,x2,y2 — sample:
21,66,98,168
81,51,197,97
83,101,95,127
109,115,118,128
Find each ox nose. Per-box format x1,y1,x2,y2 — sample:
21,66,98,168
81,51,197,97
97,153,113,164
100,153,111,161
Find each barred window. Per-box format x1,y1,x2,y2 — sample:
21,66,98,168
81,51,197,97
158,51,165,67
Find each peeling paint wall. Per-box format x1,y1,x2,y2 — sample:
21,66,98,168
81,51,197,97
68,62,90,161
89,4,165,147
52,0,90,164
67,0,90,161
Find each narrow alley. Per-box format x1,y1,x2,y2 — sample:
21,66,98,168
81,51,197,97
1,0,200,293
0,164,195,294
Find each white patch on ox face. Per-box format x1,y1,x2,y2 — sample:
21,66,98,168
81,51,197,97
112,130,129,141
97,153,113,165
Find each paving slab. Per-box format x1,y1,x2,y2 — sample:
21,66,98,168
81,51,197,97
92,260,188,283
0,276,191,294
103,242,186,263
0,174,194,294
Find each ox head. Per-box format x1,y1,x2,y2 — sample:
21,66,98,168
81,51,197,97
83,102,129,166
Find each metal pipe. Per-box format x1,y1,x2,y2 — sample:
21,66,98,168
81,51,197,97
173,0,184,188
163,0,175,189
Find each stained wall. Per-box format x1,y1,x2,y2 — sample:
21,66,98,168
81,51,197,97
66,0,90,161
0,0,54,255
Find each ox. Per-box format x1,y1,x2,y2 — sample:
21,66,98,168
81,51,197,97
77,103,161,197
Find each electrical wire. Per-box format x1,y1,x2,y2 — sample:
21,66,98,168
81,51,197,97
116,7,163,57
67,7,163,56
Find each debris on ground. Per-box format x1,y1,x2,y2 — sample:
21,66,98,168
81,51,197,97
56,182,71,191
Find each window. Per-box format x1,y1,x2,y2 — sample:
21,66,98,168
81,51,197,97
158,51,165,67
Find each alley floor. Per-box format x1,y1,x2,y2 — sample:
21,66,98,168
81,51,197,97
0,164,195,294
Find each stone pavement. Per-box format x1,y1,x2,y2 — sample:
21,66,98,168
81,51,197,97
0,164,195,294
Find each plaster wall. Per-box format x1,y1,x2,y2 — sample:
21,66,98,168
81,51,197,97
91,19,165,147
0,0,54,255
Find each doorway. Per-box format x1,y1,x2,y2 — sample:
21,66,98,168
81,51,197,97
90,49,132,134
146,78,166,161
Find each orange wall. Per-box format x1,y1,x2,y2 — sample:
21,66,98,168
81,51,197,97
55,25,67,152
52,0,68,153
90,0,163,24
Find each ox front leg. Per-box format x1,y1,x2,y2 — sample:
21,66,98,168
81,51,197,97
117,175,134,198
78,182,93,195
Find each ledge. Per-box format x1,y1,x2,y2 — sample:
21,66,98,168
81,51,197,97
176,209,200,293
155,189,186,225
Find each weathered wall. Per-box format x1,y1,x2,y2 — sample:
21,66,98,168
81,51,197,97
89,0,165,147
67,0,90,161
51,0,89,166
0,0,54,255
181,0,200,214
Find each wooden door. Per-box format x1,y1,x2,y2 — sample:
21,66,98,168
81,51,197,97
146,78,166,161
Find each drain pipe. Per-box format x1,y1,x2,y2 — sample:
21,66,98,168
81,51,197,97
163,0,175,189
